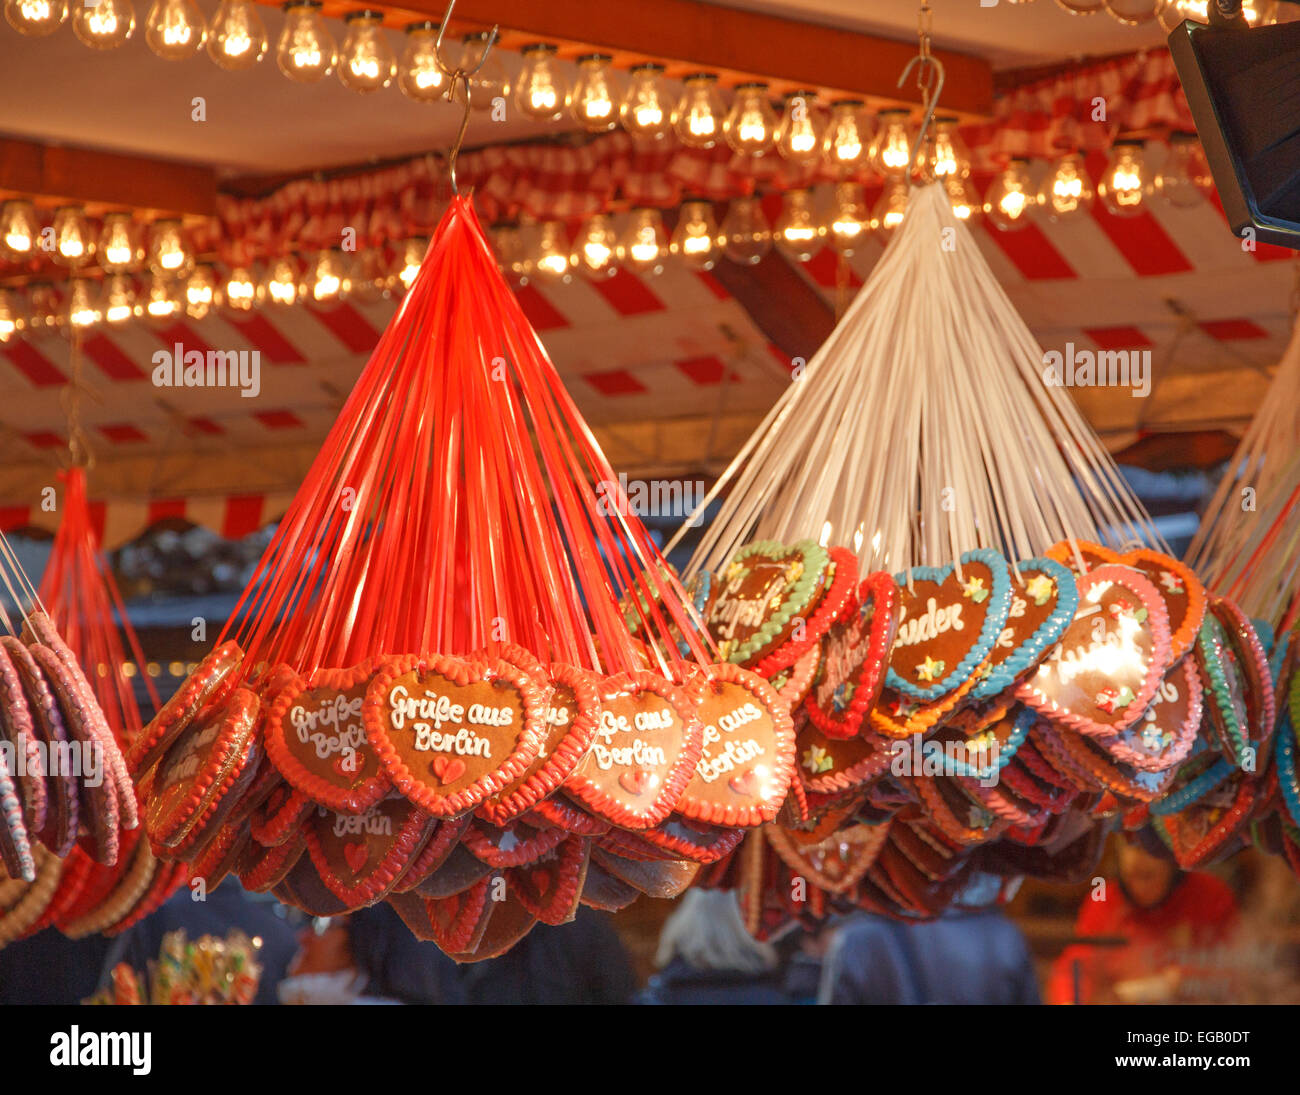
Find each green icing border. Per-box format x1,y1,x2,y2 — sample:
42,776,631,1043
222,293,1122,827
715,538,829,666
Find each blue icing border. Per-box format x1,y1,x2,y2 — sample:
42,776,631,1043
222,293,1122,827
1148,756,1234,816
1275,709,1300,829
886,548,1012,702
946,704,1036,780
970,556,1080,702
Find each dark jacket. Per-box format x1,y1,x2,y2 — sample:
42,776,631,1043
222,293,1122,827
820,910,1042,1005
638,959,792,1005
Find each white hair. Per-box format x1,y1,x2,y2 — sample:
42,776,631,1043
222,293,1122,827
654,889,778,974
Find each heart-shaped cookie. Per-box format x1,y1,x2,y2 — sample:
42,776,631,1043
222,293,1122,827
752,546,859,676
886,549,1012,702
265,660,390,814
805,570,898,738
1195,611,1255,767
1155,771,1258,869
507,836,591,925
766,822,889,895
970,557,1078,701
1016,564,1171,740
303,794,434,907
562,670,703,830
364,653,546,818
674,662,794,828
795,717,892,796
635,816,746,864
1097,656,1202,772
474,656,600,826
1209,597,1276,754
707,539,830,667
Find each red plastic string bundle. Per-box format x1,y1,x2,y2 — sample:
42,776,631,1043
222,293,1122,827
223,195,709,678
40,466,158,747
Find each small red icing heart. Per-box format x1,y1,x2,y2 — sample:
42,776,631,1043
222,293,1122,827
729,770,757,797
619,769,652,796
530,868,551,893
433,755,468,784
343,841,367,874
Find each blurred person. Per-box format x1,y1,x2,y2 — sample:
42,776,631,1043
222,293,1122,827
819,908,1041,1005
279,903,466,1005
461,907,636,1005
0,930,115,1005
638,890,790,1005
1047,838,1239,1004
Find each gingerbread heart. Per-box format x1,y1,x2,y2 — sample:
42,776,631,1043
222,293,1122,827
1210,597,1276,755
562,670,703,830
635,816,745,864
1016,564,1171,740
970,557,1078,701
303,795,434,907
795,718,893,795
1097,656,1202,772
364,653,546,818
766,822,889,895
752,546,858,676
805,570,898,737
674,663,794,828
265,661,390,814
507,836,591,925
1195,611,1255,767
707,539,830,667
886,549,1012,702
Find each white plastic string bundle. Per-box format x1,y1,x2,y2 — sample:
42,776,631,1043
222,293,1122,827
1186,310,1300,579
672,183,1162,579
0,528,44,635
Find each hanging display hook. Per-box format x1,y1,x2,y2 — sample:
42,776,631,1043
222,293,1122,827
433,0,499,195
897,0,945,180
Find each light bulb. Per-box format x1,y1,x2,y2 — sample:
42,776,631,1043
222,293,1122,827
398,21,445,102
185,264,218,318
533,222,573,281
338,10,394,94
102,274,136,324
98,212,141,271
51,207,94,268
224,264,261,310
721,196,772,266
143,273,182,323
395,238,425,291
206,0,265,69
570,53,618,132
28,282,62,332
304,251,344,303
823,100,869,173
0,288,24,342
277,0,335,82
775,91,824,165
67,277,102,331
984,159,1035,231
724,83,777,156
493,226,530,287
72,0,135,47
4,0,66,35
621,209,667,275
774,189,823,262
147,219,193,277
919,116,971,180
575,214,619,279
621,63,672,141
674,74,724,149
869,109,914,178
0,200,39,257
514,43,567,121
872,179,910,240
145,0,206,59
459,31,509,112
1152,131,1212,208
1098,139,1147,217
945,175,983,223
264,255,300,304
1103,0,1160,22
1039,151,1095,220
670,200,721,270
826,182,870,255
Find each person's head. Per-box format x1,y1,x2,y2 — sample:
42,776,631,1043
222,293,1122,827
655,889,777,974
1118,839,1179,909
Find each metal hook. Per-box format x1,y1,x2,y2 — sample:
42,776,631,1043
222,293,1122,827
431,0,499,195
897,53,946,181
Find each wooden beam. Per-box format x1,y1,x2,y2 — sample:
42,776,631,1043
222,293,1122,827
272,0,993,117
0,138,217,218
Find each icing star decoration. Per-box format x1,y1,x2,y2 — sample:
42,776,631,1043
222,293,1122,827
889,695,919,718
802,744,834,775
962,576,989,603
915,656,945,683
1025,574,1054,606
1159,570,1185,595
